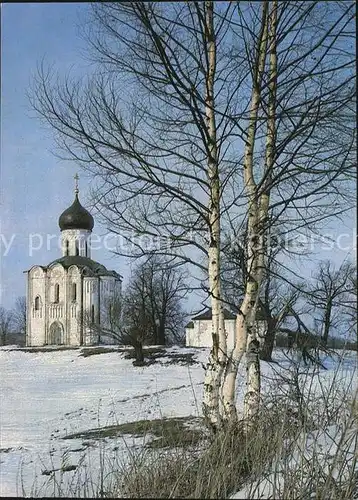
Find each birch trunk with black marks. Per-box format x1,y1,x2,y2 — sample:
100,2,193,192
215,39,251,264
202,0,227,432
221,1,270,424
244,0,278,424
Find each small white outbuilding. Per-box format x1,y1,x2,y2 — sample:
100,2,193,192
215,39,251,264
185,306,267,350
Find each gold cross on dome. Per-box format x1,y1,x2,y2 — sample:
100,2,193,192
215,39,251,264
74,173,79,194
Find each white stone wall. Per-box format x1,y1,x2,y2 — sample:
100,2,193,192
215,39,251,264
47,264,66,344
26,262,123,347
83,276,98,345
185,323,200,347
61,229,92,258
67,265,82,345
185,319,236,348
185,318,264,349
185,320,210,347
100,276,122,304
27,266,47,346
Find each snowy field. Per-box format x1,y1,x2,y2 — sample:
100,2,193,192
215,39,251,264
0,346,208,496
0,345,357,497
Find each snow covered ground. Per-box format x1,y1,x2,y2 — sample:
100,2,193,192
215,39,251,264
0,346,207,496
0,346,357,497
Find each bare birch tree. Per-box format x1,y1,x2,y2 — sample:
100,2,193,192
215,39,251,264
31,1,245,431
30,0,355,430
222,229,303,363
221,0,275,425
221,0,355,426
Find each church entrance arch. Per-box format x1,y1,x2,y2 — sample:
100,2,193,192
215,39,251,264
49,321,64,345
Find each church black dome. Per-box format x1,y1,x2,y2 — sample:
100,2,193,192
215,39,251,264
59,194,94,231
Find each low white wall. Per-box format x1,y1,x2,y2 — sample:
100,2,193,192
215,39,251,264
186,318,237,348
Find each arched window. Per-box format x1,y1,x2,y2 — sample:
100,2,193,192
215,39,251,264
85,241,88,257
72,283,77,302
34,296,40,311
54,284,60,303
91,304,95,323
65,240,69,256
75,240,79,256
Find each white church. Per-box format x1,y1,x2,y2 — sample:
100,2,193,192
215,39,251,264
25,176,122,347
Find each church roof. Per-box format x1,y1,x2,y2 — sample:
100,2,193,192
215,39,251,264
48,256,121,279
191,305,266,321
192,307,237,321
58,193,94,231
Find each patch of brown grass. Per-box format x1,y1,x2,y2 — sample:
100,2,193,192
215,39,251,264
62,416,206,449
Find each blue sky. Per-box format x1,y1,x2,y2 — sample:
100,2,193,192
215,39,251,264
0,3,356,313
0,3,127,309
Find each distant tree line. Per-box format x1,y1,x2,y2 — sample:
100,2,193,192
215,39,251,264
0,296,26,346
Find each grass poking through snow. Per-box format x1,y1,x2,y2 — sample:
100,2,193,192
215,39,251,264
62,416,206,449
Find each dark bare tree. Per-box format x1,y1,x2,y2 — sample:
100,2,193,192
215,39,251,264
281,307,328,369
258,281,299,362
306,260,355,346
125,257,188,347
121,285,152,365
0,307,14,346
85,257,187,362
12,296,27,335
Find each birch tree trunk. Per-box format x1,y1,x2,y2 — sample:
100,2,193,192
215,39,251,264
244,0,278,424
221,0,270,425
202,0,227,432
